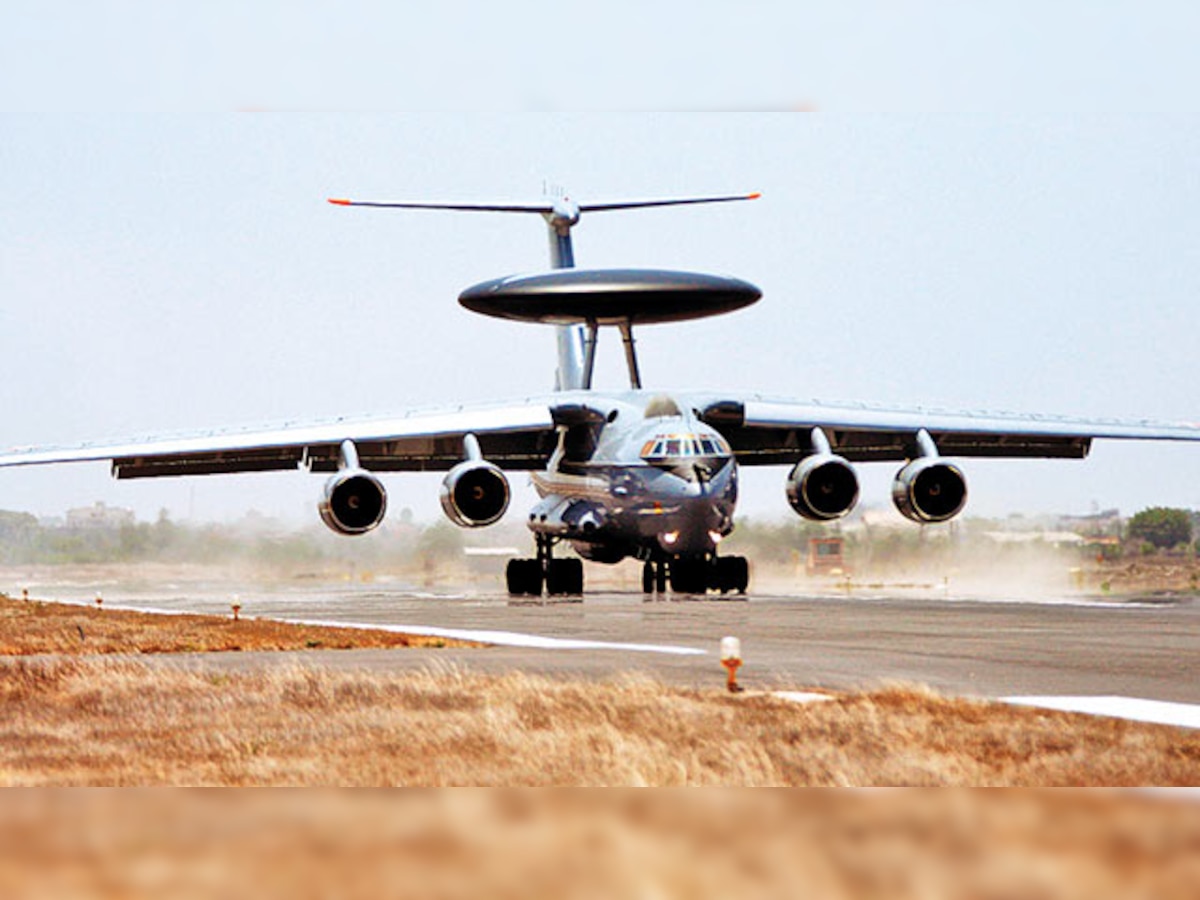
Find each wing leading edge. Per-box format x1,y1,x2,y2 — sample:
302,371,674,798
4,391,1200,482
691,394,1200,465
0,401,560,479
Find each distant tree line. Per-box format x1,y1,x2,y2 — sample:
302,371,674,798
1,504,1198,568
1126,507,1194,553
0,509,411,568
725,506,1200,566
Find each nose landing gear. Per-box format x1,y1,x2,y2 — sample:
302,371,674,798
642,558,669,594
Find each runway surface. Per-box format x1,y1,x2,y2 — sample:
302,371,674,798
22,574,1200,704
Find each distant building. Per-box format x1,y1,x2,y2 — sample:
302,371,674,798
806,537,846,575
981,530,1085,548
66,502,136,530
1057,509,1122,538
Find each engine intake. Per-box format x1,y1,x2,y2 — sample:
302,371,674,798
320,469,387,535
892,458,967,523
786,454,860,521
441,460,510,528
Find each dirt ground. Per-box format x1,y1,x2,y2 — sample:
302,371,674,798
0,594,479,654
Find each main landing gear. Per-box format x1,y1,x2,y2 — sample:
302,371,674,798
642,554,749,596
506,535,584,597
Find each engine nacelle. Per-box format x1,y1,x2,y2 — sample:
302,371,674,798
892,458,968,524
319,469,388,535
440,460,510,528
786,454,860,521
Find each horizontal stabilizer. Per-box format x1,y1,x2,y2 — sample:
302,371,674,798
327,193,760,216
328,199,557,214
578,193,760,213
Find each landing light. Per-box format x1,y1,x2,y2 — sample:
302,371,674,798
662,531,679,546
708,530,724,545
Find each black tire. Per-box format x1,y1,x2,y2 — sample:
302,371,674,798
546,558,584,595
712,556,750,594
642,560,655,594
566,558,584,594
730,556,750,594
506,559,543,596
526,559,546,596
669,558,708,595
712,557,733,593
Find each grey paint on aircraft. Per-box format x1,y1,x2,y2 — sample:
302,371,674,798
459,268,762,326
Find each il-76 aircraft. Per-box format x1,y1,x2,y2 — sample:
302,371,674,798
4,192,1200,596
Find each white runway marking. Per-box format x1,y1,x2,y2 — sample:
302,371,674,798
291,618,708,656
1004,696,1200,730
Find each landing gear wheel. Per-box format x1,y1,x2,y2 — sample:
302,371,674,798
669,559,709,595
713,556,750,594
733,556,749,593
642,560,655,594
546,558,584,595
506,558,543,596
732,556,749,593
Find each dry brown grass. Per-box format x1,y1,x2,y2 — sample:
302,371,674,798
0,790,1197,900
0,594,478,654
0,657,1196,787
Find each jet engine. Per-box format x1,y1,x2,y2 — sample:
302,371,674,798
441,460,511,528
892,458,968,523
786,454,860,521
319,469,388,535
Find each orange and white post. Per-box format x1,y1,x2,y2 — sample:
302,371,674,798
720,636,744,693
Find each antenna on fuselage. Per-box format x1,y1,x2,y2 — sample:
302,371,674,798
328,192,761,390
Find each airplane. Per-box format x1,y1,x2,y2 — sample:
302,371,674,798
5,190,1200,597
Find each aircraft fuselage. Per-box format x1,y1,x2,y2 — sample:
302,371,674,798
527,394,738,564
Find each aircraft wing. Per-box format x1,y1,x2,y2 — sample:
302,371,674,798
0,400,561,479
690,393,1200,465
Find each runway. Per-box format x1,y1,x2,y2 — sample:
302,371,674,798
23,574,1200,704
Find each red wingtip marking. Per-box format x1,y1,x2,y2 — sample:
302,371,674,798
328,198,352,206
746,192,762,200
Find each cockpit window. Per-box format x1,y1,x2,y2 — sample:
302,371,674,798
641,433,730,461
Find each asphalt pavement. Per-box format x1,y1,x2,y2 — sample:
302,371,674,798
29,576,1194,703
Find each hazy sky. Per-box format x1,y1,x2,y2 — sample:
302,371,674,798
4,3,1200,113
3,7,1200,528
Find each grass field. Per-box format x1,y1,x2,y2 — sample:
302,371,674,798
0,593,1197,787
2,591,1198,897
0,656,1196,787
